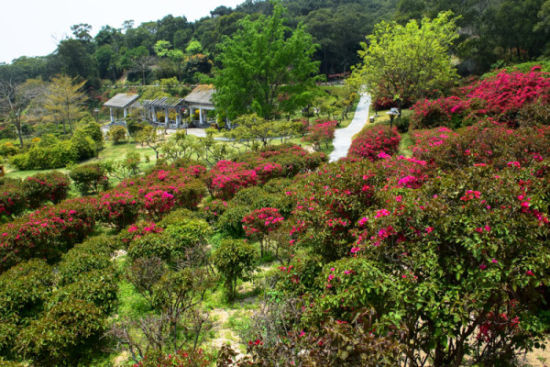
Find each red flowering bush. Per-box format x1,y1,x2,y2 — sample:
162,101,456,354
348,125,401,161
302,120,338,150
22,171,70,208
118,221,164,246
132,349,209,367
0,198,97,272
411,67,550,128
242,207,284,256
253,162,284,183
412,121,550,170
98,191,140,229
0,180,26,218
201,199,228,223
205,160,258,200
143,190,175,220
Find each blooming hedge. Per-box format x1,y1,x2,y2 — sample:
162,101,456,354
411,67,550,129
347,125,401,161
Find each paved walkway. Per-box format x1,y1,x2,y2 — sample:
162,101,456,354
329,93,371,162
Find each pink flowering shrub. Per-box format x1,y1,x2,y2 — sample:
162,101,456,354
302,120,338,149
411,67,550,128
412,121,550,170
242,207,284,256
0,180,27,217
22,171,70,208
302,163,550,366
98,191,140,229
118,220,164,246
143,190,175,220
348,125,401,161
205,160,258,200
0,198,97,272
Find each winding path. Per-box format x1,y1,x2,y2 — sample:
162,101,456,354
329,93,371,162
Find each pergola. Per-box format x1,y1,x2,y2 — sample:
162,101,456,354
142,97,186,128
104,93,139,123
183,85,216,126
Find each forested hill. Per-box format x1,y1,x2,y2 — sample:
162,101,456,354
1,0,549,88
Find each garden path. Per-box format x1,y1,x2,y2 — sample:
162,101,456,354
329,93,371,162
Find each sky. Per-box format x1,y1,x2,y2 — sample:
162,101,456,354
0,0,244,64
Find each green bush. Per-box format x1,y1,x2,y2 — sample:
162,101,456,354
0,259,53,317
0,141,19,157
70,128,97,161
127,119,147,137
11,141,77,170
79,122,104,150
70,163,109,195
49,269,118,314
57,247,112,285
15,299,105,366
212,238,256,300
109,125,127,144
217,204,251,237
158,208,204,228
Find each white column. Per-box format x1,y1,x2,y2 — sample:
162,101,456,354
123,108,128,118
165,108,169,127
176,111,181,128
152,107,157,123
199,108,203,125
110,108,115,123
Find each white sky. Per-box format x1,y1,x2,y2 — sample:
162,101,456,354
0,0,244,64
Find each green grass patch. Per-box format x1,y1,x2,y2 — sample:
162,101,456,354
398,132,414,157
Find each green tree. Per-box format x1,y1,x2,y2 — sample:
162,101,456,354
213,3,320,120
351,11,459,108
44,75,87,134
212,239,256,301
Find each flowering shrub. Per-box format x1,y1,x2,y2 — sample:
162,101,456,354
22,171,70,208
132,349,210,367
412,121,550,170
205,160,258,200
302,120,338,149
242,207,284,256
143,190,175,219
411,67,550,128
99,191,140,229
118,221,164,246
0,180,26,217
299,163,550,365
347,125,401,161
69,164,109,196
0,199,97,272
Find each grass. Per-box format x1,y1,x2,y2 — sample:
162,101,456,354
399,131,414,157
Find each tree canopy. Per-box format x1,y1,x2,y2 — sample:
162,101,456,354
213,4,320,120
351,11,459,105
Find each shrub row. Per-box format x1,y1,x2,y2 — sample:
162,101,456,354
0,171,70,217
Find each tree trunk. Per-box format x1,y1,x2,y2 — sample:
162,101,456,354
16,120,24,148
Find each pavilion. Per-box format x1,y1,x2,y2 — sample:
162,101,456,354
183,85,216,126
142,97,186,128
103,93,140,123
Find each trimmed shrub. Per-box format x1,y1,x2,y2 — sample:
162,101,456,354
212,238,256,300
70,163,109,195
0,180,26,217
0,259,53,317
56,247,112,285
109,125,127,144
15,299,105,366
49,269,118,314
70,128,97,161
22,171,70,208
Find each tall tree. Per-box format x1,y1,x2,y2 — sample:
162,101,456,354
0,78,46,147
213,3,320,120
44,75,87,134
351,11,459,107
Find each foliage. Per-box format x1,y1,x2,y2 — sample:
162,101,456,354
44,75,87,134
15,299,105,366
70,163,109,195
351,11,458,106
212,238,256,300
213,4,320,119
242,207,285,257
109,125,128,144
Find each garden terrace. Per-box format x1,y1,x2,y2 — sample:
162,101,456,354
104,93,140,124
